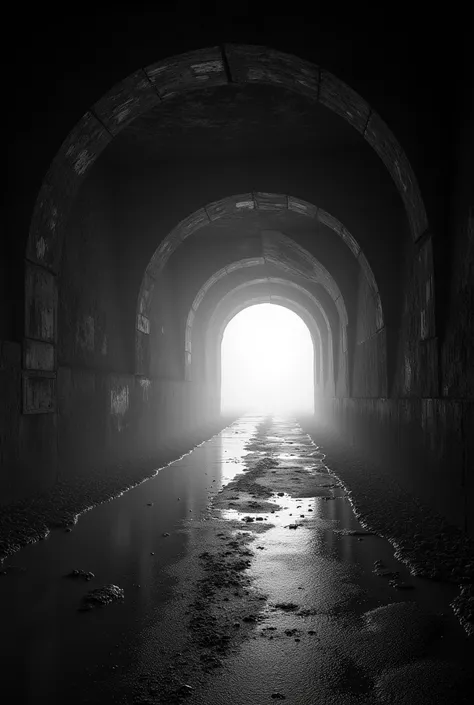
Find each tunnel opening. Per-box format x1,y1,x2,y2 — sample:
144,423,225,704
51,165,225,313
220,303,314,416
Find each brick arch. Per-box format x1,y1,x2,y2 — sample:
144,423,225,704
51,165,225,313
136,200,378,378
184,268,335,384
185,270,332,382
23,44,428,412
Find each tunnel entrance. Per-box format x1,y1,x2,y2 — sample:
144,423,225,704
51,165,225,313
220,303,314,416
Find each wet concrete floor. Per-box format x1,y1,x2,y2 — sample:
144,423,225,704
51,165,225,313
1,415,473,704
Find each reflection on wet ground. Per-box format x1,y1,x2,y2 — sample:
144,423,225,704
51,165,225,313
1,415,473,704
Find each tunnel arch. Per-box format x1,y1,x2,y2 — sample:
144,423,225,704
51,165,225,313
27,44,429,276
208,290,328,405
186,273,332,391
23,44,430,414
136,197,379,382
145,230,349,392
218,299,317,414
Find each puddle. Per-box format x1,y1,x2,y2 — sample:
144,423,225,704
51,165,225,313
0,416,261,704
2,413,472,705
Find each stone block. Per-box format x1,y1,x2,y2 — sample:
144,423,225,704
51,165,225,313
24,263,57,343
146,47,227,99
22,372,56,414
93,69,161,134
23,338,55,371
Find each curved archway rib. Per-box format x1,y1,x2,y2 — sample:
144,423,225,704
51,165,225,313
208,293,327,407
211,292,324,391
23,45,418,415
135,199,381,375
200,277,337,396
27,44,428,277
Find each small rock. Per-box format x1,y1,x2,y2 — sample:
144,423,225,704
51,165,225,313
66,569,95,581
162,532,170,537
79,584,124,611
375,569,399,579
150,552,155,556
275,602,298,611
271,692,286,699
146,502,153,506
389,580,415,590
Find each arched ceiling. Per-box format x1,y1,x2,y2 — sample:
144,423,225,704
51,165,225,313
190,274,332,353
138,196,387,342
182,233,348,329
27,44,428,278
109,82,365,162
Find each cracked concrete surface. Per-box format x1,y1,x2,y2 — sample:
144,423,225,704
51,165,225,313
1,416,473,704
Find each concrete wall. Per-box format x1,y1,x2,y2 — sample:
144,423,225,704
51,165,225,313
0,359,218,505
317,397,474,537
439,93,474,399
0,160,221,505
318,105,474,537
351,268,387,397
57,368,217,477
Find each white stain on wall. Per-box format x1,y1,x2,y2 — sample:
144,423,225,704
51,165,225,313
111,385,129,415
138,377,151,401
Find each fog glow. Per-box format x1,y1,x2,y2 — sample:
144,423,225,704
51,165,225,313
221,304,314,415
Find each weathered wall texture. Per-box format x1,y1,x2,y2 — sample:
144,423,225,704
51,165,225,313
58,160,129,373
439,96,474,399
317,108,474,538
0,161,221,505
317,397,474,537
351,268,387,397
2,32,471,544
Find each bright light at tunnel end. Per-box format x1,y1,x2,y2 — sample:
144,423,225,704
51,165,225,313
220,304,314,416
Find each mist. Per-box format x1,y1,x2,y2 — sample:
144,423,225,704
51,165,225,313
220,303,314,415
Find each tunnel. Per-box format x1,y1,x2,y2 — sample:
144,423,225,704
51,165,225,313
2,9,473,704
220,301,316,415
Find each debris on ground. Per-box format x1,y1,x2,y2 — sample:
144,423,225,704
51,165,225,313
0,564,26,576
79,584,124,611
389,580,415,590
66,569,95,581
